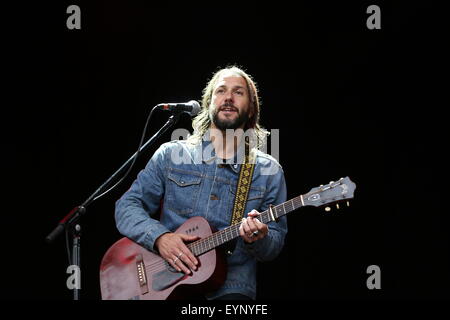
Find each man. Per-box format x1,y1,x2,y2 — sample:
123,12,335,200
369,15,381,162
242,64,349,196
115,66,287,300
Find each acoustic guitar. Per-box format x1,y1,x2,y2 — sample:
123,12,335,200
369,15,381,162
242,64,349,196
100,177,356,300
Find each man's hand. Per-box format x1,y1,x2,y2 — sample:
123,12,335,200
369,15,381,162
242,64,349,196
239,209,269,243
155,233,200,274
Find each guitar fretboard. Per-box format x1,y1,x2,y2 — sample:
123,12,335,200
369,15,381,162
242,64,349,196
186,195,304,256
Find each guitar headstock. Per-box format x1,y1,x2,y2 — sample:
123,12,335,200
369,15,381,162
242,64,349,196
303,177,356,209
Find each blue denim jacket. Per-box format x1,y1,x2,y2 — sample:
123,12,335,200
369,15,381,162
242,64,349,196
115,139,288,299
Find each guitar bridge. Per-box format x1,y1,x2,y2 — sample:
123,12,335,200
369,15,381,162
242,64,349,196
136,254,149,295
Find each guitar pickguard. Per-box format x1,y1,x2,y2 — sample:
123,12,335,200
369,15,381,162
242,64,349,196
152,262,186,291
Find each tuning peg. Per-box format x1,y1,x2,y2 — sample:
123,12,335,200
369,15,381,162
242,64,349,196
346,201,350,207
325,206,331,212
336,203,340,209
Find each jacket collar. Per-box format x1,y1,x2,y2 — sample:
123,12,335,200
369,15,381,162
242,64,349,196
200,138,241,174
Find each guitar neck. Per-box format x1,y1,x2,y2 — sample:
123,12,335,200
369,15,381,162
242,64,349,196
187,195,304,257
186,177,356,256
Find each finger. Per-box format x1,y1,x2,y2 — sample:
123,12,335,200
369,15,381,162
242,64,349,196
178,246,198,271
246,218,261,239
178,234,200,268
247,209,260,217
239,221,246,237
254,220,270,239
246,216,259,234
243,218,258,242
174,256,192,275
252,218,266,234
242,232,254,243
171,249,193,275
239,219,253,242
167,255,182,272
241,218,252,235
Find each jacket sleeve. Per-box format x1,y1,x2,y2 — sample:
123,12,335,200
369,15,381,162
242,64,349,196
115,144,171,252
243,165,288,262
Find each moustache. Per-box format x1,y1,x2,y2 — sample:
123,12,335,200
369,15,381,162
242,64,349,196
218,103,238,112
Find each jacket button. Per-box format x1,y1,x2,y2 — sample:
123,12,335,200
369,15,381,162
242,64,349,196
210,194,219,200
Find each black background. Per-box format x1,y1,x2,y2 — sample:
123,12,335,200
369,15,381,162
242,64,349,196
3,1,448,304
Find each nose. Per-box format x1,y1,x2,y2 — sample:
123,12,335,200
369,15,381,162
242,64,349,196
224,91,234,103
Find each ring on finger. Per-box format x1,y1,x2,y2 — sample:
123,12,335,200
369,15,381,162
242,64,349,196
173,252,184,263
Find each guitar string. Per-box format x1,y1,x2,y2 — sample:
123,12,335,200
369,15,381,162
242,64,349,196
142,183,350,274
143,196,310,273
143,214,263,272
141,183,349,273
143,214,267,273
143,196,306,273
143,224,243,273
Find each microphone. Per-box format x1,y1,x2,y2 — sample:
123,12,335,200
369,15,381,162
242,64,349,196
156,100,201,116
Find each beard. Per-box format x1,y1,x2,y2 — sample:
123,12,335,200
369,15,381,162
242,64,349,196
211,104,250,130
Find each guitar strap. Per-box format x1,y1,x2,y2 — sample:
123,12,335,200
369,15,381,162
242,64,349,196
225,137,256,255
230,143,256,225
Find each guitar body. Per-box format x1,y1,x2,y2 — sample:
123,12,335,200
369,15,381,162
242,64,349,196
100,216,227,300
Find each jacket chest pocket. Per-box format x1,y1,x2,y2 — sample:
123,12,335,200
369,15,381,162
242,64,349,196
165,171,202,216
228,184,264,215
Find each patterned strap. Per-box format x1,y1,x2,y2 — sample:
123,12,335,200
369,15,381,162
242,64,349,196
230,142,256,226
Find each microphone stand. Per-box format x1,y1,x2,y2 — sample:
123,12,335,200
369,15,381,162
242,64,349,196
46,109,183,300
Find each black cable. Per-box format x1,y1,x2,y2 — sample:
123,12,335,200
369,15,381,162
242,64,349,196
92,106,158,202
65,227,72,266
63,106,160,265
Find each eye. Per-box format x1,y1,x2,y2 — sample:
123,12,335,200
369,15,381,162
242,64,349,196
235,91,244,96
216,88,225,94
